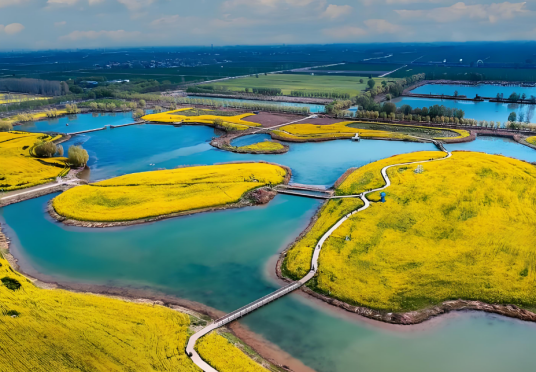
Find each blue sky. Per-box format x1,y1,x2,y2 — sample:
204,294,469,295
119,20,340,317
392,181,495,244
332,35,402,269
0,0,534,50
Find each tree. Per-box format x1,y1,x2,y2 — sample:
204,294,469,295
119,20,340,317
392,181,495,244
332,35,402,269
138,100,146,108
133,109,145,118
57,144,64,157
508,112,517,122
0,122,13,132
382,102,397,115
33,141,57,158
68,145,89,167
213,118,223,127
89,102,98,111
367,79,376,90
359,79,364,84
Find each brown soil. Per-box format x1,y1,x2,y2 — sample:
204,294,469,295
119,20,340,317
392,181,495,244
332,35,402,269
243,113,304,127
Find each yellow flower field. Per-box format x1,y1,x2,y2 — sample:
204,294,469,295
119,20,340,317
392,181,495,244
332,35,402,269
285,151,536,312
0,94,50,105
53,163,287,222
143,109,261,131
0,254,267,372
197,332,268,372
0,131,68,191
527,136,536,146
235,141,285,152
273,121,469,142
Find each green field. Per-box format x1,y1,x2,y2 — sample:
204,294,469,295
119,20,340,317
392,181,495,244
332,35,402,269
203,74,396,97
312,63,404,72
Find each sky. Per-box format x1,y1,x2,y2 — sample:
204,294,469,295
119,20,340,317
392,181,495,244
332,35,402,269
0,0,535,50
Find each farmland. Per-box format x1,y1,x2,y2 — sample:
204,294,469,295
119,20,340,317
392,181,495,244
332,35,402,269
284,151,536,312
0,131,68,191
201,74,393,97
0,94,50,105
272,121,469,142
52,163,287,222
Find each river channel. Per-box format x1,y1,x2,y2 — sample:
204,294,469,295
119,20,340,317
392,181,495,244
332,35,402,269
3,115,536,372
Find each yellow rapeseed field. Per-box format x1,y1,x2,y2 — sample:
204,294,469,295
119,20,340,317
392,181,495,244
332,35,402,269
0,254,267,372
197,332,268,372
285,151,536,312
53,163,287,222
0,131,68,191
236,141,285,152
0,94,50,105
527,136,536,146
273,122,469,142
143,109,261,131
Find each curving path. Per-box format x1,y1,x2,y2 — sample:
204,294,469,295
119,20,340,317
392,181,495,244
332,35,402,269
186,140,451,371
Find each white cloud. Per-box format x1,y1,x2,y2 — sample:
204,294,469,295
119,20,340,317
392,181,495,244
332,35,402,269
364,19,403,34
60,29,141,41
54,21,67,26
396,2,529,23
0,0,28,8
116,0,156,11
0,23,25,34
88,0,105,4
321,4,352,20
222,0,318,10
47,0,78,5
322,25,367,39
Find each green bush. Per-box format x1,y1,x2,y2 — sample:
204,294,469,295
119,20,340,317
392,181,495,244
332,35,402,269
33,141,57,158
0,122,12,132
68,145,89,167
1,277,21,291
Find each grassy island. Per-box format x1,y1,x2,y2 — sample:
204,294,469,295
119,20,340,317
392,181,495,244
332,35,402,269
143,108,260,131
0,131,68,191
284,151,536,313
273,121,470,142
0,254,269,372
53,163,287,222
232,140,287,154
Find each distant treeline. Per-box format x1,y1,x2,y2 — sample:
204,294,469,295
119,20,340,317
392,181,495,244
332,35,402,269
290,91,351,99
0,78,69,96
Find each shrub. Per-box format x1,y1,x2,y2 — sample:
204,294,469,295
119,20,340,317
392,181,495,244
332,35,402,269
56,144,64,157
5,310,20,317
0,122,12,132
68,145,89,167
33,141,58,158
213,118,223,127
1,277,21,291
133,109,145,118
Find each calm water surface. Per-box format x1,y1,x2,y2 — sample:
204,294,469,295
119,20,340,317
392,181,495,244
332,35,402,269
3,115,536,371
412,83,536,98
393,96,536,124
18,112,135,134
188,95,326,113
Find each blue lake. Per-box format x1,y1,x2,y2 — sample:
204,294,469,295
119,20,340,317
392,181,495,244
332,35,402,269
3,114,536,372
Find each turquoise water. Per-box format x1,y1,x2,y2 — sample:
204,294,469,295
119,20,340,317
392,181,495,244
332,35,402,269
3,115,536,372
187,95,326,113
62,123,438,186
412,83,536,98
17,112,135,134
393,96,536,123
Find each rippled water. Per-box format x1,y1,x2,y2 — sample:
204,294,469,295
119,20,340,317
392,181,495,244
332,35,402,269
3,114,536,372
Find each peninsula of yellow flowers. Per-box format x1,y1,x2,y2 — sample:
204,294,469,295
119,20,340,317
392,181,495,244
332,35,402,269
0,253,271,372
0,131,68,191
53,163,287,222
284,151,536,312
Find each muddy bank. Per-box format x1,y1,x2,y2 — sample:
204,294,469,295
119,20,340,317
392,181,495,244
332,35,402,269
49,162,292,228
211,132,289,154
0,228,313,372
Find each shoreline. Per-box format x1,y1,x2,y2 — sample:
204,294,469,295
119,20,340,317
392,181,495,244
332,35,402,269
0,227,314,372
274,161,536,326
48,161,293,228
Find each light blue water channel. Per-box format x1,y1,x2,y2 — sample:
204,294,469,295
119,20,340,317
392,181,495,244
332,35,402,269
17,112,135,134
3,115,536,372
412,83,536,98
187,95,326,113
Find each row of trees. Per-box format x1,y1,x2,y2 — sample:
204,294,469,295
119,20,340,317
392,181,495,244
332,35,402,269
289,91,351,99
499,92,536,103
0,78,69,96
352,109,476,125
33,140,89,167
